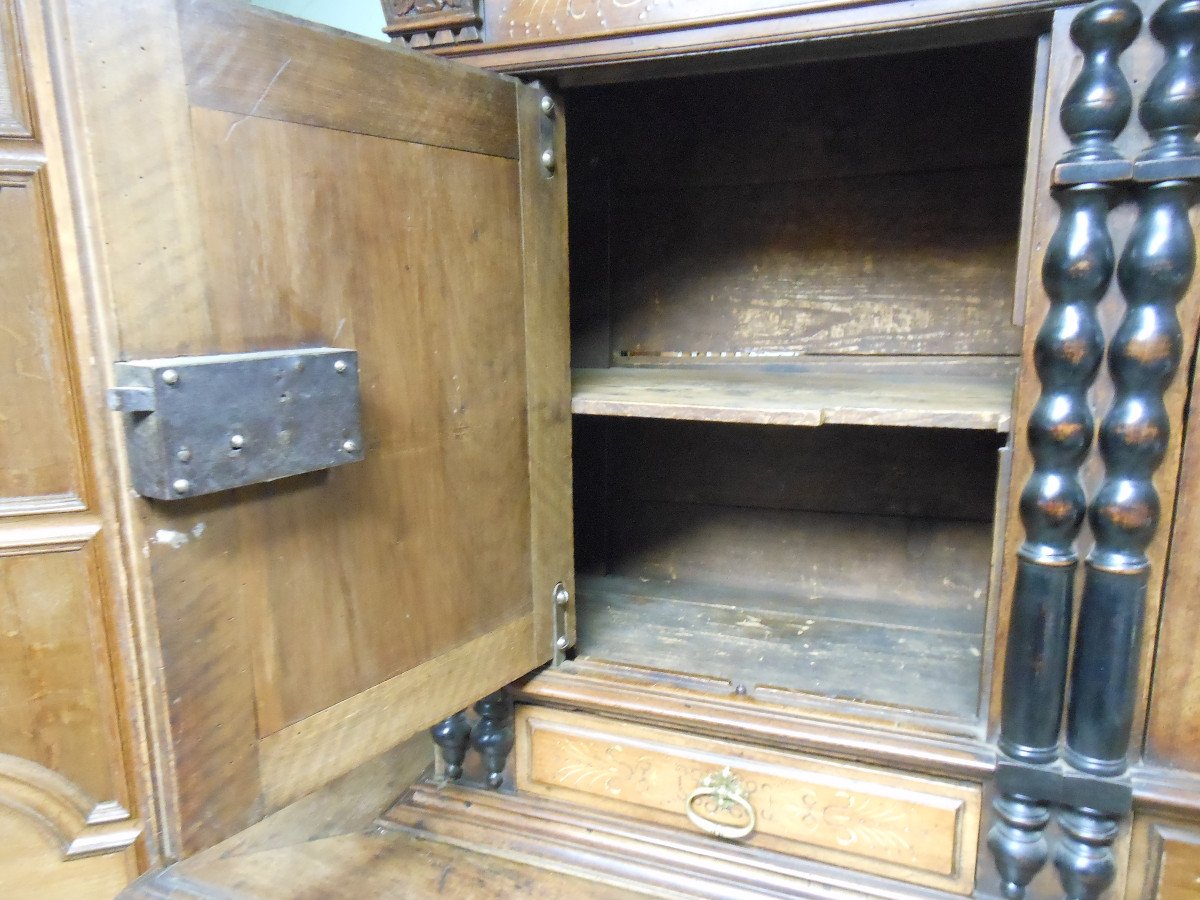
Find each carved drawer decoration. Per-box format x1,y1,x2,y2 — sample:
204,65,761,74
514,706,980,894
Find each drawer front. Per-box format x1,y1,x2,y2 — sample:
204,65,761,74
514,706,980,894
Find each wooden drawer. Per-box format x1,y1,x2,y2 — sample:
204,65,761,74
514,705,980,894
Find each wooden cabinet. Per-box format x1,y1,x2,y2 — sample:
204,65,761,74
4,0,1200,898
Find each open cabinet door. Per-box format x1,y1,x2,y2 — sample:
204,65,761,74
44,0,570,857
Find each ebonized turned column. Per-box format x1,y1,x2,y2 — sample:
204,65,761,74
1055,7,1200,894
989,3,1140,896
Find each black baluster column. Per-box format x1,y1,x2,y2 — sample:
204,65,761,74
991,181,1114,900
989,3,1140,897
1056,8,1200,894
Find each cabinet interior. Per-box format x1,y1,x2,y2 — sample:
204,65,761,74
563,37,1037,723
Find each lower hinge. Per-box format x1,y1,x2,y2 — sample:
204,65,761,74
552,580,571,665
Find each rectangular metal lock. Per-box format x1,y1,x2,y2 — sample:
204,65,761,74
109,348,364,500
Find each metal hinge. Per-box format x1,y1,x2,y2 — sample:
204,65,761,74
552,581,571,665
534,82,557,177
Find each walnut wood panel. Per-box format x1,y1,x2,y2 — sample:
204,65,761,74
0,540,125,801
515,705,981,893
1127,816,1200,900
188,106,532,732
514,83,575,661
47,0,563,855
179,0,517,160
434,0,1066,73
0,0,30,137
257,614,533,810
1145,329,1200,769
0,165,85,514
0,805,134,900
0,1,149,886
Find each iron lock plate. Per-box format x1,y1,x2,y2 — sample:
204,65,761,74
109,348,364,500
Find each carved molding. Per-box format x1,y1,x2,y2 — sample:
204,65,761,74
0,513,101,557
0,754,140,858
0,494,87,518
381,0,482,48
0,0,33,138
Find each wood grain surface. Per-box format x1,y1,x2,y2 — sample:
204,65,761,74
0,166,85,513
0,0,146,888
48,0,562,855
514,705,981,893
1144,329,1200,769
573,360,1016,430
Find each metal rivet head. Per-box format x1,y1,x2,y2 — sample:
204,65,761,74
172,478,191,495
540,94,555,116
554,585,569,607
541,148,555,172
342,439,359,453
555,636,569,650
230,434,245,449
334,359,348,374
176,448,192,463
161,369,179,385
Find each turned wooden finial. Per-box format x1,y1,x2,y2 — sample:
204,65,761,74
471,691,515,789
1055,0,1142,184
1137,0,1200,178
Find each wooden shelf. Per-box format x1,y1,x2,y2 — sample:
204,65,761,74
574,574,983,720
571,359,1016,431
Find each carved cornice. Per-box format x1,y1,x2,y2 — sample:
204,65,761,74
381,0,482,48
0,754,140,857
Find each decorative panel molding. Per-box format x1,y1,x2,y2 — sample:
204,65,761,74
0,165,85,513
0,753,138,858
0,540,122,802
0,0,32,138
1129,816,1200,899
515,705,980,894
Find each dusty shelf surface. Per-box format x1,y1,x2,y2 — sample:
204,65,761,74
571,358,1016,431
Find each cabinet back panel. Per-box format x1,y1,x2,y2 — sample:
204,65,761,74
608,501,993,618
606,418,1002,522
565,39,1035,360
610,166,1024,357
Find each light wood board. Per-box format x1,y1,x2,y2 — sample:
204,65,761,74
573,361,1016,430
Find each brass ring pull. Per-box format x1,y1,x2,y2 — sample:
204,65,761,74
684,766,756,840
